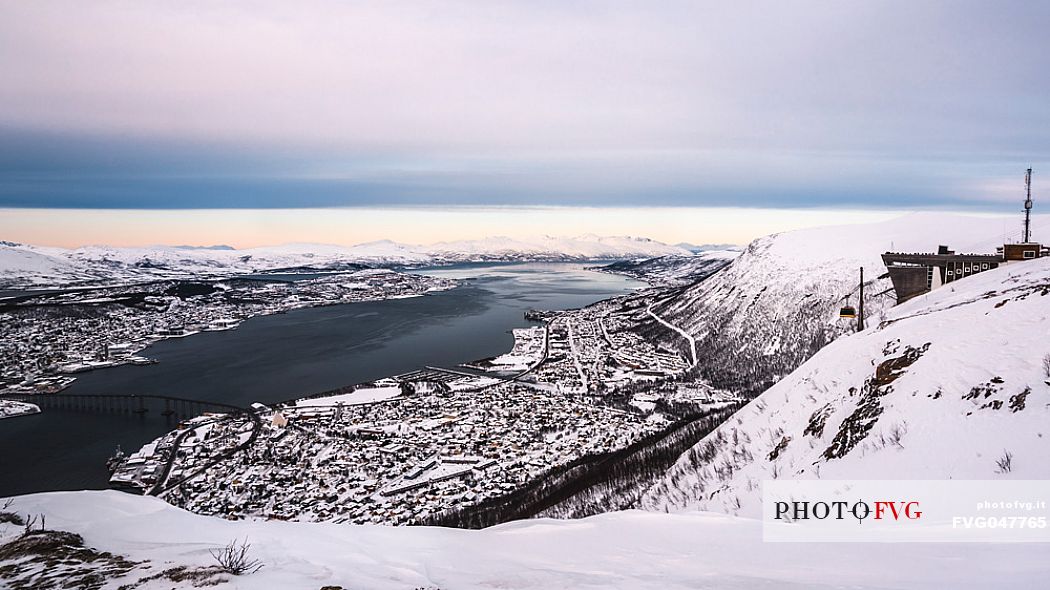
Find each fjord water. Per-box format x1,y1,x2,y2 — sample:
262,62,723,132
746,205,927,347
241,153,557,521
1,263,643,496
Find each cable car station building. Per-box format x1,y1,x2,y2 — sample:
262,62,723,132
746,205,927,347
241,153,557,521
881,247,1008,303
882,168,1047,304
882,242,1048,304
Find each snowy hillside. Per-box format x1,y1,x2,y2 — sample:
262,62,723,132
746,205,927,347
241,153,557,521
2,490,1047,590
0,243,104,286
597,249,740,286
649,212,1043,397
675,242,741,254
0,235,692,288
642,255,1050,516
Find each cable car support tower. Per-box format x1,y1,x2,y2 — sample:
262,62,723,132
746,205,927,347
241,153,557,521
838,266,865,332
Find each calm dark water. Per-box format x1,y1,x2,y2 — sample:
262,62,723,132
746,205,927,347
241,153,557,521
0,263,641,496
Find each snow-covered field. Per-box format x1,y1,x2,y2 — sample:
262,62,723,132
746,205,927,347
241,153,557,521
4,490,1048,589
293,385,403,407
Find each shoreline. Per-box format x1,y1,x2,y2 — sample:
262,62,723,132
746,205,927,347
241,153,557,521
1,263,650,498
1,269,458,396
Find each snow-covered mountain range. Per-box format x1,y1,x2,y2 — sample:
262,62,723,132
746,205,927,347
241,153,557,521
0,235,693,288
641,251,1050,516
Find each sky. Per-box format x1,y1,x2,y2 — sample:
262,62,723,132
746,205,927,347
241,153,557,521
0,206,919,249
1,1,1048,246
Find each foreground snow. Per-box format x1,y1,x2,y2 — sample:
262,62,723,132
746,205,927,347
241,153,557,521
5,490,1049,589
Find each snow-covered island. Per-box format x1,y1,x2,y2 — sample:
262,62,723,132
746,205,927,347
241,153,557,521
0,269,456,394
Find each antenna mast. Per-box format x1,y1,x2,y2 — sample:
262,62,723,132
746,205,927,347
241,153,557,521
1024,168,1033,243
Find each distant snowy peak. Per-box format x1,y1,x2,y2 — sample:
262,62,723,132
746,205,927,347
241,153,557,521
171,244,236,251
424,235,692,261
343,241,433,264
675,242,742,254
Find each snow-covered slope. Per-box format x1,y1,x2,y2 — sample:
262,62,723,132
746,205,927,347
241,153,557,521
598,249,740,286
650,212,1041,397
0,242,103,287
0,235,692,288
642,255,1050,516
341,240,434,265
3,490,1047,589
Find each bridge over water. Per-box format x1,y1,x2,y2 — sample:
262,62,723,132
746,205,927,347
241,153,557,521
0,393,246,420
2,392,258,497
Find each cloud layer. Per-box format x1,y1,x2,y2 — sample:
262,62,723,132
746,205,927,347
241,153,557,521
1,1,1048,209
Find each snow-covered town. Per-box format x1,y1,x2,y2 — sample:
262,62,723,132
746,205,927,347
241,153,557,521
528,305,691,394
143,381,663,524
0,270,455,394
109,305,734,523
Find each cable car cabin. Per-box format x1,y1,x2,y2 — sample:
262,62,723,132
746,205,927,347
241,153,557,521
839,306,857,319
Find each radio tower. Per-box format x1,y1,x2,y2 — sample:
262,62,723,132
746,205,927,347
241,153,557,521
1024,168,1033,243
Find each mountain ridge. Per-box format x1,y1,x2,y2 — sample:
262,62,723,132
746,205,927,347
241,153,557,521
0,234,693,288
